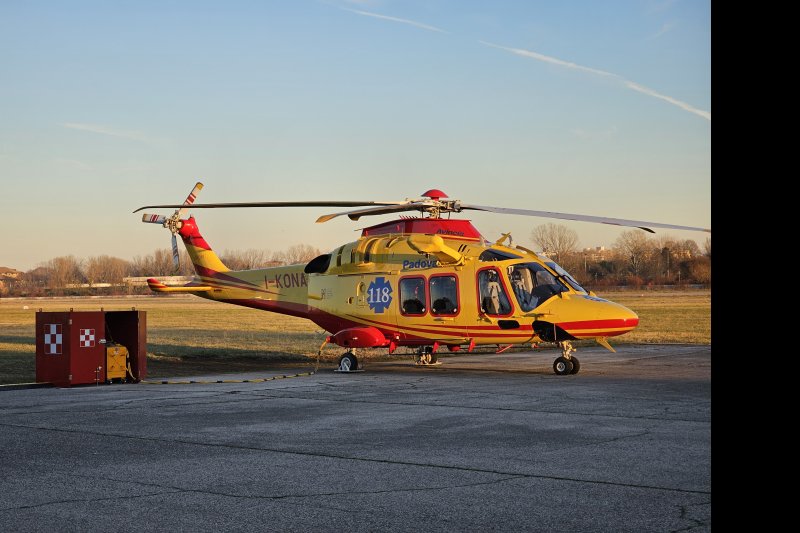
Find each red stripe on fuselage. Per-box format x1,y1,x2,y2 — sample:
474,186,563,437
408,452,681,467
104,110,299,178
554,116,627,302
558,318,639,330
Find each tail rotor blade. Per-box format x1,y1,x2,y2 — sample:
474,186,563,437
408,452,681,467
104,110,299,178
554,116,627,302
171,233,180,270
177,182,204,219
141,213,168,225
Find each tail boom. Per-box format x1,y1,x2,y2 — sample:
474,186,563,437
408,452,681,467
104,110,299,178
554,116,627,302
146,278,215,293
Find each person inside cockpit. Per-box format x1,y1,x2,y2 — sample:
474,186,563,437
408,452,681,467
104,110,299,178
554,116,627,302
510,267,537,311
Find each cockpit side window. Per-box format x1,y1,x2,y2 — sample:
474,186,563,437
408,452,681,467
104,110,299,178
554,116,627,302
477,268,512,316
545,261,587,293
507,263,569,311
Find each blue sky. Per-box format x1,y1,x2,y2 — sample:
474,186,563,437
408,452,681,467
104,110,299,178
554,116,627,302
0,0,710,271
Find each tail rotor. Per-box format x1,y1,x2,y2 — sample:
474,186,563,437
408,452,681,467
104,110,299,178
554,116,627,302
140,182,204,271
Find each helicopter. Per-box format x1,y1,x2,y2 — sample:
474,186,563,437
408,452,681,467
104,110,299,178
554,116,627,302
135,183,710,375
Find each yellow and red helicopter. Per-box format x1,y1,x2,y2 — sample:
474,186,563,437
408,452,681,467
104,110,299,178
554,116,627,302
135,183,710,375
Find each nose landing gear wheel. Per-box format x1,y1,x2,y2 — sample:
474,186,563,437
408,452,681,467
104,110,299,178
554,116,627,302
553,341,580,375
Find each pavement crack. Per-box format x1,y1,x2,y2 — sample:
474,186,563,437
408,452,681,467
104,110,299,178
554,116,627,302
1,472,524,515
669,500,711,532
241,390,708,423
543,428,654,455
0,421,710,497
0,489,185,513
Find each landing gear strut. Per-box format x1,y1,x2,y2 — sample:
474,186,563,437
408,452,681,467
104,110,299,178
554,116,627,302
553,341,580,375
414,346,439,365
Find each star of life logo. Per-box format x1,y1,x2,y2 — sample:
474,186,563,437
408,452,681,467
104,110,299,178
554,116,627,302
367,276,393,313
43,324,62,355
79,329,96,348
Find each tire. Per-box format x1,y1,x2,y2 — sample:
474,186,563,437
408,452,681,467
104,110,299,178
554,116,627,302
339,353,358,371
553,356,574,375
569,356,581,374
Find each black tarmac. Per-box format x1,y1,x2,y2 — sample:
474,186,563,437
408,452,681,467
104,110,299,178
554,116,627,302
0,344,711,532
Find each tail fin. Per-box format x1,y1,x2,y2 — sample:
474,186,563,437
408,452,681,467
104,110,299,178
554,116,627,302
177,216,230,276
138,182,230,278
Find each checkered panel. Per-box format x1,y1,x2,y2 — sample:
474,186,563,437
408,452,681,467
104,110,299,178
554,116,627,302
43,324,62,355
79,329,96,348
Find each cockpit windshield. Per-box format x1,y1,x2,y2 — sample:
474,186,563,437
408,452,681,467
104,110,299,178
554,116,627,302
544,261,587,293
506,263,569,312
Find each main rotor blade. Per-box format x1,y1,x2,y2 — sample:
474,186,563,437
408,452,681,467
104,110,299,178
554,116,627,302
316,202,432,223
133,201,404,213
459,204,711,233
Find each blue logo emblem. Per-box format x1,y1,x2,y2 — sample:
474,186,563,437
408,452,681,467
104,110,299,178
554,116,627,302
367,276,393,313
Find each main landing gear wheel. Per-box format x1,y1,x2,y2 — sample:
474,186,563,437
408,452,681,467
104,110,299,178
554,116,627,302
569,356,581,374
414,347,439,365
553,356,574,375
338,352,359,372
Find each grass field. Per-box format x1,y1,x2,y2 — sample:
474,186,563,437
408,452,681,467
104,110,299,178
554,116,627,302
0,289,710,385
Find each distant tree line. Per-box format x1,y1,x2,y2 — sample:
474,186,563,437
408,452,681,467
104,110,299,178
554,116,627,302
1,225,710,297
1,244,322,297
530,223,711,288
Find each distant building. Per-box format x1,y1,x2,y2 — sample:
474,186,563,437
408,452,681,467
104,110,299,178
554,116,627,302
0,267,23,279
122,276,196,287
582,246,613,261
0,267,23,294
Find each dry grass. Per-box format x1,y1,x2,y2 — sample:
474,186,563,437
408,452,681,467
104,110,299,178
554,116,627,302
0,290,710,384
595,289,711,344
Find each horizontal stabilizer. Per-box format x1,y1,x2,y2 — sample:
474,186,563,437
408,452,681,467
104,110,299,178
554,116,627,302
147,278,215,293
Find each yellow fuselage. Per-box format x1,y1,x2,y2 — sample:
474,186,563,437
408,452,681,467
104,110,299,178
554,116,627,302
178,217,638,349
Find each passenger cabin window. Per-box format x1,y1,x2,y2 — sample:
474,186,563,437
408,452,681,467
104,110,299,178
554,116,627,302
429,275,458,315
478,269,512,316
399,277,426,315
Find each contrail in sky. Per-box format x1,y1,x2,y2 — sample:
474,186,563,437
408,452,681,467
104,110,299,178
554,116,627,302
479,41,710,121
61,122,152,142
342,8,448,33
338,7,709,121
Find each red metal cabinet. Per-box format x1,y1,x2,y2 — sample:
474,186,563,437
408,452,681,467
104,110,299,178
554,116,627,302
35,310,147,387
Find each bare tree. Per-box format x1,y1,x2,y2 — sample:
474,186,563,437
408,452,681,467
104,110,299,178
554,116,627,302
129,249,178,276
41,255,84,294
703,237,711,258
613,231,652,278
83,255,132,285
687,257,711,284
530,223,578,263
272,244,321,265
220,249,274,270
673,239,701,259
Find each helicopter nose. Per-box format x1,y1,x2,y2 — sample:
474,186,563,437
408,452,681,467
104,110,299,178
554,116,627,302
556,296,639,339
